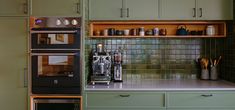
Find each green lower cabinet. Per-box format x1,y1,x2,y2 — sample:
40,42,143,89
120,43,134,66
167,108,234,110
167,92,235,110
88,109,164,110
86,92,166,110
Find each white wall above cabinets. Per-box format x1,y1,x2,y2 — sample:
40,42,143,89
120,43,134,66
89,0,159,20
0,0,28,16
31,0,81,16
159,0,233,20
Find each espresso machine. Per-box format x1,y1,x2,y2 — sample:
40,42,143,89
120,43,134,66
91,43,111,85
113,49,123,82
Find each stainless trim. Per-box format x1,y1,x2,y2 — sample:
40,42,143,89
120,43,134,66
30,30,77,34
193,8,196,17
34,99,80,103
31,49,80,51
31,53,78,56
199,8,203,17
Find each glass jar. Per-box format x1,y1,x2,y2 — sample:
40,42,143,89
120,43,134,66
206,25,215,36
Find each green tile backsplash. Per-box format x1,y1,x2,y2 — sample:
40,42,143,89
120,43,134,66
85,37,222,81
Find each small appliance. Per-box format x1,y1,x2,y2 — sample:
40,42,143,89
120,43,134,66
113,49,123,82
91,43,111,85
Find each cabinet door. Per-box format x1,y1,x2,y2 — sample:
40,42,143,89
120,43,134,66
197,0,233,20
86,92,165,109
0,0,28,16
0,17,27,110
89,0,123,20
159,0,196,20
124,0,158,20
31,0,80,16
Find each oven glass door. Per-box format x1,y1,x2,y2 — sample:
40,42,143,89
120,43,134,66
31,52,80,86
31,28,80,49
34,98,80,110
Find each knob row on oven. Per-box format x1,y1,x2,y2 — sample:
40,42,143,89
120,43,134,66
56,19,78,26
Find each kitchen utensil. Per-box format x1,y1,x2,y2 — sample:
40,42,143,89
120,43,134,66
108,28,115,36
124,29,130,36
210,66,218,80
217,56,222,65
176,25,189,35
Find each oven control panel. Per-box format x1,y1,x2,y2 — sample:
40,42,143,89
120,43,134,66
30,17,81,28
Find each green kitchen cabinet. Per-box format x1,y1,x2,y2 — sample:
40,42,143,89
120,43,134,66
89,0,123,20
89,0,159,20
85,92,166,110
31,0,81,16
0,17,28,110
196,0,233,20
167,92,235,109
159,0,233,20
159,0,196,20
0,0,28,16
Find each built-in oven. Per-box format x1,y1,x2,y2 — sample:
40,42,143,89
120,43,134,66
30,17,82,94
31,52,81,94
32,96,82,110
30,17,81,50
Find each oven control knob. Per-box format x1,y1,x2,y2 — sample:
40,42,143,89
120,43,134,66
63,19,70,25
71,19,78,25
56,19,62,26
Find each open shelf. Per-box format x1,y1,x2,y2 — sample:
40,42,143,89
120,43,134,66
89,21,226,38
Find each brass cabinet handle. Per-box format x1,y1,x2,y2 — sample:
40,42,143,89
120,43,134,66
193,8,196,17
127,8,129,17
23,3,28,14
201,94,213,97
199,8,203,17
76,3,80,14
119,94,130,97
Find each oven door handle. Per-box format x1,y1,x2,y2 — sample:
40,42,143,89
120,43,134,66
34,99,80,103
31,53,79,56
30,30,78,34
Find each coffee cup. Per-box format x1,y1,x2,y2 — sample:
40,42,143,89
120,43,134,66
124,29,130,36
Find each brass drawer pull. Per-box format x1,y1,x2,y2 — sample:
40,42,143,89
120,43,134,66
201,94,213,97
119,94,130,97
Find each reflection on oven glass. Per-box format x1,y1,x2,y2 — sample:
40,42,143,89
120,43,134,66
38,56,74,77
37,34,74,45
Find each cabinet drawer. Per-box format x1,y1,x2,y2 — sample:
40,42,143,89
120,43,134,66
86,92,165,109
167,92,235,108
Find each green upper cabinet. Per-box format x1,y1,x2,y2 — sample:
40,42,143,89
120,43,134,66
124,0,159,20
160,0,233,20
160,0,196,20
196,0,233,20
0,0,28,16
31,0,81,16
89,0,159,20
0,17,28,110
89,0,123,20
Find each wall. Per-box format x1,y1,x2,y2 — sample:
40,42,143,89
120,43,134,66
220,1,235,82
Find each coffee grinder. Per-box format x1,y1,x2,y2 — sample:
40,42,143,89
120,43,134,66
91,43,111,85
113,49,123,82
